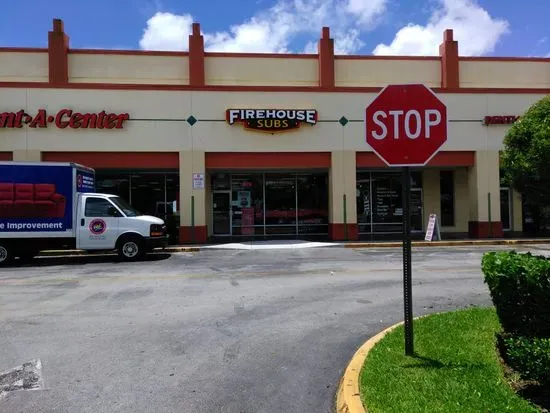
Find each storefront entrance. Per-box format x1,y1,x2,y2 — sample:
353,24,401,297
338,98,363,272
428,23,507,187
210,172,329,239
212,191,231,235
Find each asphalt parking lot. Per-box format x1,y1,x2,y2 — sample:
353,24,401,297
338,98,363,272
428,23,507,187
1,243,547,413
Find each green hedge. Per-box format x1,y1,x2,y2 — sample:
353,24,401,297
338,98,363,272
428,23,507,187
482,251,550,338
500,334,550,386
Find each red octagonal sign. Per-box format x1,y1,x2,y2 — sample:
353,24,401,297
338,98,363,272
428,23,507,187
365,84,448,166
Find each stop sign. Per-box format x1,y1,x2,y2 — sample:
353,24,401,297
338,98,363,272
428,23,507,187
365,84,447,166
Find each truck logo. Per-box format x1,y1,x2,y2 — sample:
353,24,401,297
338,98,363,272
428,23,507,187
89,219,107,235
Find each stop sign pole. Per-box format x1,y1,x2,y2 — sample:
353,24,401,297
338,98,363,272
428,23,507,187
402,165,413,355
365,84,448,356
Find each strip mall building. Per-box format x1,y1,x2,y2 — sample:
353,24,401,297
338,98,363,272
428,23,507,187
0,19,549,244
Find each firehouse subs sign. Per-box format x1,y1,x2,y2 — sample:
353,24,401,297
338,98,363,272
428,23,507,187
0,109,130,129
226,109,317,133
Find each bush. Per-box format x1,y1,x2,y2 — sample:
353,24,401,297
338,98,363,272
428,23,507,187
482,251,550,338
500,334,550,387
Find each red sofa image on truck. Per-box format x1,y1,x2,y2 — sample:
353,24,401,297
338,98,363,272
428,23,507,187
0,183,66,218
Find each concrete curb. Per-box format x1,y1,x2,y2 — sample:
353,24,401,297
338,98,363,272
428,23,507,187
336,321,404,413
35,238,550,257
343,238,550,248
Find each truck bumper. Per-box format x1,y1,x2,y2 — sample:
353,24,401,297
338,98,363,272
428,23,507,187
144,236,169,250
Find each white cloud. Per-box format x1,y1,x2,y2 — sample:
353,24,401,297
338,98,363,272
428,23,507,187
139,0,387,54
139,12,193,51
372,0,509,56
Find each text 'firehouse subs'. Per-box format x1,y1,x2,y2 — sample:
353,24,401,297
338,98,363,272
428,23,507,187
0,109,130,129
226,109,318,132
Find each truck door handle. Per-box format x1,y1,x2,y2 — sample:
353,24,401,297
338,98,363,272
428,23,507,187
81,219,85,226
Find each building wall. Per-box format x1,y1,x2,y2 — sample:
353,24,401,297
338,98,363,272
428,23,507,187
1,50,549,89
0,52,48,82
460,60,550,89
205,56,318,86
1,88,545,156
1,23,548,242
68,53,190,84
334,58,440,87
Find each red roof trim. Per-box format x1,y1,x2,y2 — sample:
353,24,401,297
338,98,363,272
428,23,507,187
69,49,189,57
0,82,548,94
0,47,48,53
335,55,440,61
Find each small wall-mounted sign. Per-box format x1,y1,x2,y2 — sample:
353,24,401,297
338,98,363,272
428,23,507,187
192,173,205,190
483,115,520,126
226,109,317,133
0,109,130,129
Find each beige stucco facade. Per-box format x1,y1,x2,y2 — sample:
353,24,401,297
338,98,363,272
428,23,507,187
0,22,548,242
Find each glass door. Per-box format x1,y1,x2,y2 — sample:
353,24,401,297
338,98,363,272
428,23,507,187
411,188,423,232
213,192,231,235
500,187,512,231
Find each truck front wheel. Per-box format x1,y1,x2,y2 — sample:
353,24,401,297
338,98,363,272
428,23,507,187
0,244,13,267
117,236,144,262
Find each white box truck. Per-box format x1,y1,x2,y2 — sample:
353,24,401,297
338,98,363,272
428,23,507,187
0,162,168,265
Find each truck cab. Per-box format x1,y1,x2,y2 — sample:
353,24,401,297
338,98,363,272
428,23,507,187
77,193,168,260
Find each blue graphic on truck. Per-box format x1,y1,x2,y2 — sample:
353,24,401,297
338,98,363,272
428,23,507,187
76,170,95,192
0,164,75,232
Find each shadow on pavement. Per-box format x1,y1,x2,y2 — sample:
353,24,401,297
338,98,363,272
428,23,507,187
9,253,172,268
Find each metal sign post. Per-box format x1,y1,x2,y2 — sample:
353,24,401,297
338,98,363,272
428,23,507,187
365,84,448,357
402,166,414,356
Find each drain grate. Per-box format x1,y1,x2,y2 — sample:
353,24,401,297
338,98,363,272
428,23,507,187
0,359,43,400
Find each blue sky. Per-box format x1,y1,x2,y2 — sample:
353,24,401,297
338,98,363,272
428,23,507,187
0,0,548,56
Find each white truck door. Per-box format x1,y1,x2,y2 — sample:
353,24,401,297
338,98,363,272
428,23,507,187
77,195,120,250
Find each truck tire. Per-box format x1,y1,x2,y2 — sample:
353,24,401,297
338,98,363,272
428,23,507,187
0,244,13,267
117,235,145,262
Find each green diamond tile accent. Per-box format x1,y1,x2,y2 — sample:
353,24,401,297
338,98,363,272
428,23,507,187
339,116,349,126
187,115,197,126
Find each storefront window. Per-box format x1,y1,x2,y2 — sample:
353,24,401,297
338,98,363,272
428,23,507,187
95,174,130,200
211,172,328,237
265,174,297,235
357,171,423,234
95,171,180,243
297,174,328,234
231,174,264,236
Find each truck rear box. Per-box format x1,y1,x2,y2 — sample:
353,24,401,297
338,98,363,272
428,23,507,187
0,162,95,239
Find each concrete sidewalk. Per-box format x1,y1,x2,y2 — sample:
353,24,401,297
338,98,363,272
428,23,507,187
35,237,550,256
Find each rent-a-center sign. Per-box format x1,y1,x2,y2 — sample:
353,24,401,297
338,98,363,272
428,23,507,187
0,109,130,129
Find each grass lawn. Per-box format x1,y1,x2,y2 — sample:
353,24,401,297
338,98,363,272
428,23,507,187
360,307,538,413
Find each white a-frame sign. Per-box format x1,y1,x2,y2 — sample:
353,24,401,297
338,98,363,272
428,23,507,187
424,213,441,241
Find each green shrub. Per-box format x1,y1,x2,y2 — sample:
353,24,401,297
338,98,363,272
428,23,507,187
500,334,550,386
482,251,550,337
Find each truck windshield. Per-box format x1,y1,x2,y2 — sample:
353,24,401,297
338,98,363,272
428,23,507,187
110,197,141,217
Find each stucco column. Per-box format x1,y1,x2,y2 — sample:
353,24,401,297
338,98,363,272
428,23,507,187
179,150,207,243
468,151,503,237
329,150,358,240
12,150,41,162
